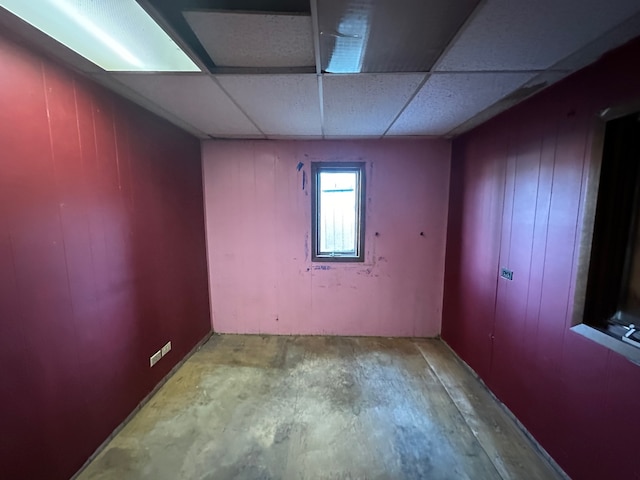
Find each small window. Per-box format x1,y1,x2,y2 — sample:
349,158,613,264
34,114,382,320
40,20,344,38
311,162,365,262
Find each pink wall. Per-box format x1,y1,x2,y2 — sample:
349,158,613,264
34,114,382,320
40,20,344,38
0,34,211,479
203,140,450,336
443,37,640,479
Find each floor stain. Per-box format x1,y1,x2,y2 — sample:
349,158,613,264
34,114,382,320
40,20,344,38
77,335,560,480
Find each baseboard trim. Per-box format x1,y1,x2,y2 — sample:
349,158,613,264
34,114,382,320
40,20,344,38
439,339,571,480
71,330,214,479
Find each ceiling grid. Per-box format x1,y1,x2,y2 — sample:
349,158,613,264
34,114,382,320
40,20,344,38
310,0,326,138
2,0,640,139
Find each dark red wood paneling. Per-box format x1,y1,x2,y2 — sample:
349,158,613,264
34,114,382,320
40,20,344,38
490,127,542,412
0,33,211,479
443,36,640,480
443,129,506,380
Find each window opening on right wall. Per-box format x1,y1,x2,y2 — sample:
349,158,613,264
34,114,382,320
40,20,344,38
581,110,640,351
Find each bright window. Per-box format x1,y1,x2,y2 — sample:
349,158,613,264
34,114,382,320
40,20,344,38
311,162,365,262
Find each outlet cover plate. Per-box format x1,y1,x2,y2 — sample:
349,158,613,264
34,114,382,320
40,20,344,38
500,267,514,281
150,350,162,367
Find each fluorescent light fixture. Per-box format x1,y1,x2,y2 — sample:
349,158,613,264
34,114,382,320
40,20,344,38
0,0,200,72
324,12,370,73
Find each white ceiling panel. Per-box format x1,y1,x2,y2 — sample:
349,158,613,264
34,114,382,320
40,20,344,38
323,74,426,136
324,135,385,140
112,74,261,137
550,11,640,73
445,71,571,136
267,135,324,140
184,11,314,68
387,72,535,136
10,0,639,141
436,0,640,71
217,75,322,136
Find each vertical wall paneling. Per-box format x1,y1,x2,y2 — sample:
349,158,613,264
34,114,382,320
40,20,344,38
0,34,211,479
442,131,507,380
202,139,451,337
443,37,640,479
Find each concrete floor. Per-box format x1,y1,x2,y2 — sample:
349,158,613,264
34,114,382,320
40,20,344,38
77,335,562,480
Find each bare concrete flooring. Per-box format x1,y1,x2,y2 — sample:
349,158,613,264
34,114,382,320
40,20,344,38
77,336,561,480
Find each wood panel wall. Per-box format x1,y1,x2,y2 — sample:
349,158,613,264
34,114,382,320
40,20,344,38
0,34,211,479
443,37,640,479
202,139,451,337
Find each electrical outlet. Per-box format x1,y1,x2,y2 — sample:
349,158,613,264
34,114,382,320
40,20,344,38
161,341,171,356
150,350,162,367
500,267,514,281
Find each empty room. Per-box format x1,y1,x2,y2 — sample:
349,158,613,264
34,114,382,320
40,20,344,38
2,1,640,479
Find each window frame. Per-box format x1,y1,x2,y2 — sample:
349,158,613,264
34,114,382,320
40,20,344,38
583,111,640,330
571,100,640,365
311,162,366,263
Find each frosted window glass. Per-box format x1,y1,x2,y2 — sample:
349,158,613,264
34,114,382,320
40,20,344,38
319,171,358,254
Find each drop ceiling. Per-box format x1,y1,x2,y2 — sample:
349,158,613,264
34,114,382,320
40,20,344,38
2,0,640,139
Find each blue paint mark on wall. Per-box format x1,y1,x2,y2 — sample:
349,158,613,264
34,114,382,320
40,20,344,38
304,233,309,261
296,162,304,171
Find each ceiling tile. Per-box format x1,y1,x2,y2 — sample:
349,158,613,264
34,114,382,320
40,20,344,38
324,135,384,140
184,11,314,68
323,74,426,136
111,74,261,137
387,72,535,136
436,0,640,71
445,71,571,136
550,11,640,72
267,135,324,140
217,75,322,136
318,0,480,73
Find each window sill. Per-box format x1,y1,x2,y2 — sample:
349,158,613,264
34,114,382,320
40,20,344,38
571,323,640,366
312,256,365,263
